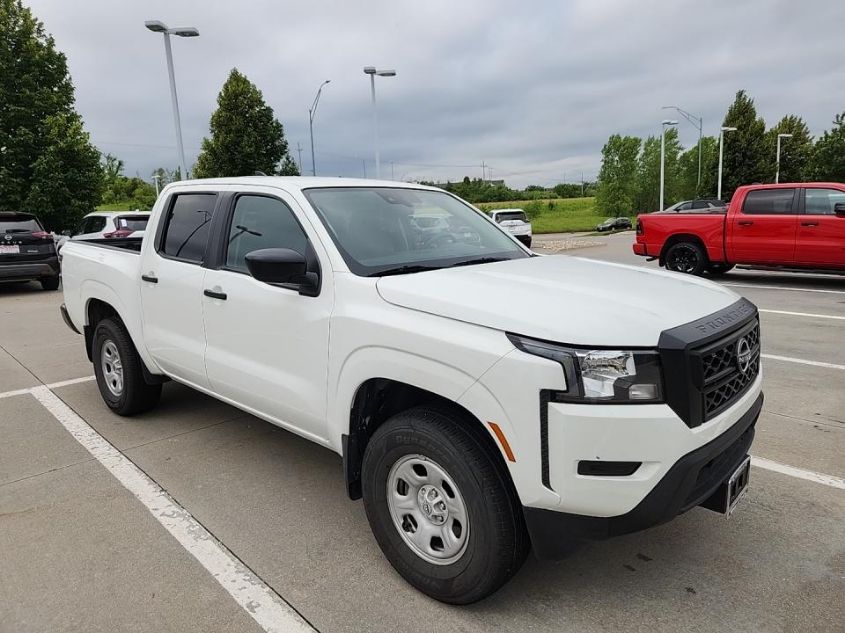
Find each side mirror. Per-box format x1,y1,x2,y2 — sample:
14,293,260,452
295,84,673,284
245,247,320,296
245,248,307,284
834,202,845,217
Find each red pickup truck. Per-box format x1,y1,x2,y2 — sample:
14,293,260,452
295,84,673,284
633,183,845,275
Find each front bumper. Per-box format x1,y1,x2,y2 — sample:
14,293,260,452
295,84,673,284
0,257,60,282
525,391,762,558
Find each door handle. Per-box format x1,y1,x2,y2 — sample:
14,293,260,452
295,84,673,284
737,221,754,227
204,289,227,301
801,221,819,227
141,274,158,283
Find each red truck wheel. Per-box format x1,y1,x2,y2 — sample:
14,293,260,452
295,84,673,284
665,242,707,275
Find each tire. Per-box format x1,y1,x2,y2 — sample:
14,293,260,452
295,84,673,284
707,263,735,276
362,406,529,604
664,241,708,275
41,277,60,291
92,317,161,416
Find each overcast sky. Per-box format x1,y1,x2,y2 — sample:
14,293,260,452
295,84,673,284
25,0,845,188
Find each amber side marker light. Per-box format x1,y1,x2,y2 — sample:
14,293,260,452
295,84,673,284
487,422,516,462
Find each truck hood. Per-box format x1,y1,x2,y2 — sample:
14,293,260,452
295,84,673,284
376,256,741,347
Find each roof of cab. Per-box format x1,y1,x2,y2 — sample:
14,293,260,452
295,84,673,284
161,176,443,194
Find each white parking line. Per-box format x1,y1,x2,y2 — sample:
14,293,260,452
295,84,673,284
762,354,845,371
724,283,845,295
28,385,317,633
751,456,845,490
0,375,95,399
759,309,845,321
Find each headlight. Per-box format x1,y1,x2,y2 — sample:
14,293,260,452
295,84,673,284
507,333,663,403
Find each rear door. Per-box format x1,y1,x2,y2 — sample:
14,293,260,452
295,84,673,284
727,188,798,264
139,192,219,389
795,187,845,266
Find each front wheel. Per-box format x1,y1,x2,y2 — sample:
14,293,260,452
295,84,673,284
664,241,707,275
362,406,529,604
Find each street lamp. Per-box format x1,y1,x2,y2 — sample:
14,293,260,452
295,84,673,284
775,133,793,184
363,66,396,179
144,20,199,180
308,80,331,176
717,126,737,200
660,120,678,212
662,106,703,196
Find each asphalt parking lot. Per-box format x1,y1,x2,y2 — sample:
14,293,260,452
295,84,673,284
1,235,843,633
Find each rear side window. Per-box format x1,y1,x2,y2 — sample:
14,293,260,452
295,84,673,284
225,195,308,273
742,189,795,215
116,216,149,231
78,216,106,234
160,194,218,263
805,188,845,215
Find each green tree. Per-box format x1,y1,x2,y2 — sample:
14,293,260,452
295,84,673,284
596,134,641,216
809,112,845,181
765,115,813,183
721,90,767,200
677,136,718,200
194,68,296,177
0,0,101,227
633,129,681,212
22,113,103,229
279,153,300,176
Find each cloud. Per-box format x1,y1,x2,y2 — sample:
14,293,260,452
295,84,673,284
24,0,845,188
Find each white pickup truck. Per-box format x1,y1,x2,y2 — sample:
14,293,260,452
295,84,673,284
60,177,763,604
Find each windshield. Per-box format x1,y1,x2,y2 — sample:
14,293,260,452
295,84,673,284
304,187,529,276
116,216,149,231
494,211,527,223
1,216,41,232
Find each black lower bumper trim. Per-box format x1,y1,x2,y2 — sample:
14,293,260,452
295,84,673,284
524,392,762,559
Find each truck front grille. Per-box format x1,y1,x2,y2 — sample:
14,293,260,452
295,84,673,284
696,322,760,421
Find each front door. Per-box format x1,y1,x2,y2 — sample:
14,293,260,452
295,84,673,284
202,191,333,441
727,187,798,265
795,187,845,266
140,192,219,389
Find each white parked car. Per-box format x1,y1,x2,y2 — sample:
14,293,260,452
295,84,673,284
60,178,762,604
58,211,150,252
488,208,532,247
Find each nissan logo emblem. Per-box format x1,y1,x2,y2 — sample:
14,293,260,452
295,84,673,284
3,234,11,241
736,336,752,374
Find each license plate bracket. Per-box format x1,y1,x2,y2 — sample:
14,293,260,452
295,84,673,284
699,455,751,517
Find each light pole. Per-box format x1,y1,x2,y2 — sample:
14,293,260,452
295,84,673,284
144,20,198,180
660,120,678,212
308,80,330,176
363,66,396,178
717,126,737,200
775,133,793,184
662,105,703,196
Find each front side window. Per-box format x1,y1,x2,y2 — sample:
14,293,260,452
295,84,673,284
225,195,308,273
805,188,845,215
160,194,217,263
304,187,528,276
742,189,795,215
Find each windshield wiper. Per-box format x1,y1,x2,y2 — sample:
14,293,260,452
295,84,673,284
369,264,441,277
448,257,509,268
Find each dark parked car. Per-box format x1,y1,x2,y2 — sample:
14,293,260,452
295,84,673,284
596,216,633,232
0,212,61,290
660,199,726,214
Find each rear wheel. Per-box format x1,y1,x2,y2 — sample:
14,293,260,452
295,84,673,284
664,241,707,275
362,406,529,604
93,318,161,415
41,277,60,291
